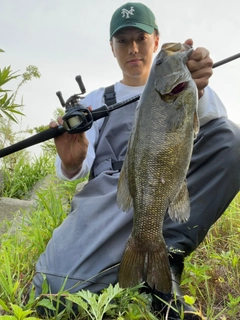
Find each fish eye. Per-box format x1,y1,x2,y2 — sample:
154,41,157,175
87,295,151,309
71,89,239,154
156,58,163,65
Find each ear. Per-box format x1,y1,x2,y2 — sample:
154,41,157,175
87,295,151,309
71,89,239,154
110,41,116,57
153,35,160,53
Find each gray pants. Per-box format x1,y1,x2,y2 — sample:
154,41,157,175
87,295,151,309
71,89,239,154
33,118,240,296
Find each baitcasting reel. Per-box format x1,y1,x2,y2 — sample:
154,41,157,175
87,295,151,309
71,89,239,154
0,76,140,158
56,75,93,134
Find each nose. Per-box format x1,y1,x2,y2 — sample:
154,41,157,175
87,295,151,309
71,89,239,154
128,41,138,54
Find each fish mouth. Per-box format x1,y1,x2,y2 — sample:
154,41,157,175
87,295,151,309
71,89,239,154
169,82,187,95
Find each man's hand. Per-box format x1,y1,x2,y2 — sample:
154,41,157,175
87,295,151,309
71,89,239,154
185,39,213,98
50,116,89,178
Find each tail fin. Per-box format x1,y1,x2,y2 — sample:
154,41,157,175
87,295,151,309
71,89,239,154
118,235,172,293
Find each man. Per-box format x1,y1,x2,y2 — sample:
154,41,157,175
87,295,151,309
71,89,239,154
33,3,240,319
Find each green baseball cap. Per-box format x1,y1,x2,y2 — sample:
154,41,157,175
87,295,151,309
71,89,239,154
110,2,158,39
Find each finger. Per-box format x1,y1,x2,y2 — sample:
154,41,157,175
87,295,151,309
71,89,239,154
49,121,58,128
189,57,213,94
198,89,204,99
194,76,211,91
188,47,212,64
57,116,64,125
184,38,193,47
187,55,213,73
190,63,213,80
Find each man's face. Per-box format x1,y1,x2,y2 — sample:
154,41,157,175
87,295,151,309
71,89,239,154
110,27,159,86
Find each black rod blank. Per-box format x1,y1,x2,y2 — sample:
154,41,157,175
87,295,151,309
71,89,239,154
213,53,240,69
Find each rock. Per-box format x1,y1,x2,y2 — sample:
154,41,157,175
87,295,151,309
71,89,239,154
0,174,88,235
28,174,59,201
0,197,35,235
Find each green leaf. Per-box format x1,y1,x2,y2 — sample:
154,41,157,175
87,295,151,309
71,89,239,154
0,66,20,87
66,284,125,320
36,298,56,311
183,295,196,306
0,92,8,103
181,277,192,285
10,303,33,319
0,298,11,312
0,273,12,296
66,294,92,319
23,318,42,320
39,274,48,295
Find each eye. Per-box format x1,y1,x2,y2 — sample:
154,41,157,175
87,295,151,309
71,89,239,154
139,35,147,41
117,38,126,43
156,58,163,65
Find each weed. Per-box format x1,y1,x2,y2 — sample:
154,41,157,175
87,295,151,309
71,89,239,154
1,154,55,199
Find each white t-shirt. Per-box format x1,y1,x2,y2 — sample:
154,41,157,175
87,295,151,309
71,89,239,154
56,82,228,180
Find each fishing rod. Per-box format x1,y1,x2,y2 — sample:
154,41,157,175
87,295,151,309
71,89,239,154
0,75,140,158
212,52,240,69
0,52,239,158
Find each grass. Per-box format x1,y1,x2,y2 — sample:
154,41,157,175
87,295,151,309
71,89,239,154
0,155,239,319
182,196,240,319
1,154,55,199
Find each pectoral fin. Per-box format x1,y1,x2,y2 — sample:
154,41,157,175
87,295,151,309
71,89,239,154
194,111,200,139
168,179,190,222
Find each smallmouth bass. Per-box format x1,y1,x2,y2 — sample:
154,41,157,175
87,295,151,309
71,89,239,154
117,42,199,293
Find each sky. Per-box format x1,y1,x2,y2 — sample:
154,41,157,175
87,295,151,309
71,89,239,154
1,0,240,156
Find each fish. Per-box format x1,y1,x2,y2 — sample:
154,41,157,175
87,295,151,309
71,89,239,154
116,42,199,293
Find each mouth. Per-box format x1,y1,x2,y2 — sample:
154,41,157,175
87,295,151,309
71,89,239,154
170,82,187,95
127,58,142,64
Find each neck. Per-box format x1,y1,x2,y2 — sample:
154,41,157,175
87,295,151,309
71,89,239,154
121,74,149,87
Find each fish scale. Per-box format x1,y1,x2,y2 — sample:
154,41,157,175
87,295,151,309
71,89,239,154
117,42,199,293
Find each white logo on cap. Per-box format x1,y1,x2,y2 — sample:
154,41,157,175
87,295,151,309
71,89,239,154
121,6,135,19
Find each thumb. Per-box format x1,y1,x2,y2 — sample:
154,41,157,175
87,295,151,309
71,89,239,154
184,38,193,47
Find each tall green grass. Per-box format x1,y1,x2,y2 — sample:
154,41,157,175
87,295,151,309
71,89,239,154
183,196,240,319
1,154,55,199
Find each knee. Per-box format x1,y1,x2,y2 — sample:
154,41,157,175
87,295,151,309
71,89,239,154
223,119,240,168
